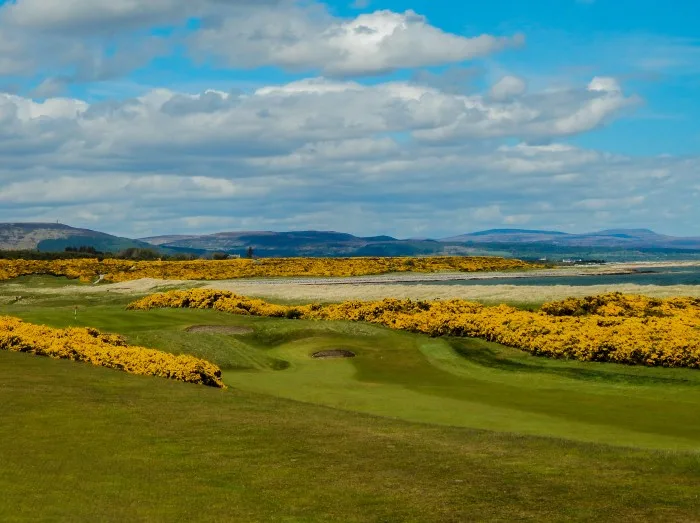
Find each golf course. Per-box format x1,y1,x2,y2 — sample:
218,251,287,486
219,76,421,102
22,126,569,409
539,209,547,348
2,275,700,521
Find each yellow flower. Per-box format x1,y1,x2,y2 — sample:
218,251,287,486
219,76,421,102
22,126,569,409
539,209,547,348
0,316,225,388
128,290,700,369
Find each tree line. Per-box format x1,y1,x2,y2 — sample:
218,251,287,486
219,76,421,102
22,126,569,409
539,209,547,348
0,246,254,261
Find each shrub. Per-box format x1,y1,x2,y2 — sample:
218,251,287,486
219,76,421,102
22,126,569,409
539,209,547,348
0,316,225,388
128,290,700,369
0,256,539,283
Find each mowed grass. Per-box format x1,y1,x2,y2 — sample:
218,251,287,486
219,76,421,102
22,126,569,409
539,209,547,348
2,277,700,520
3,351,700,522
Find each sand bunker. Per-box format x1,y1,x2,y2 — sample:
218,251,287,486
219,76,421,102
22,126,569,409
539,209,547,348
185,325,253,335
312,349,356,359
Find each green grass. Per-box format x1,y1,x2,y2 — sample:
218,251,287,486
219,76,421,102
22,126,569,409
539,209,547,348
2,351,700,522
2,277,700,520
4,274,87,288
3,284,700,450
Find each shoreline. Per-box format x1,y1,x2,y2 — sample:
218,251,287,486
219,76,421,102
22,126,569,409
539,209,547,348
217,260,700,286
2,261,699,304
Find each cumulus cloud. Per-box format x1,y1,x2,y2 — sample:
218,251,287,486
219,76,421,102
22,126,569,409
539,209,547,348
194,9,523,76
0,17,168,86
0,76,634,173
0,174,270,205
0,1,694,238
2,0,282,34
414,76,639,141
0,1,517,81
488,75,527,101
0,76,696,237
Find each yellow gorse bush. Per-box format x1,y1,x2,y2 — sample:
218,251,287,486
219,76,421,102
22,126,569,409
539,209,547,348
0,316,225,388
0,256,538,283
541,293,700,320
128,290,700,369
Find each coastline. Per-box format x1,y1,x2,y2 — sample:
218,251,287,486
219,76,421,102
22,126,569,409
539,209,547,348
209,260,700,286
3,260,700,305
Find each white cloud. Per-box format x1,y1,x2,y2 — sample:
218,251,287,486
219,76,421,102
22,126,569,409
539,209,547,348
0,0,695,238
587,76,621,93
0,174,269,205
0,1,519,80
0,76,627,172
0,77,639,175
574,196,646,211
0,93,88,120
503,214,532,225
472,205,503,222
488,75,527,101
194,9,523,76
0,78,695,238
2,0,281,33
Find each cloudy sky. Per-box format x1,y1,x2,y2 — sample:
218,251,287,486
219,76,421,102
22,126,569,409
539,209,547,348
1,0,698,238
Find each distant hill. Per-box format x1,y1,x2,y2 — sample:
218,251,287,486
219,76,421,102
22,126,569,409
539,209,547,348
4,223,700,261
140,230,438,257
0,223,157,253
444,229,569,243
139,234,202,246
141,227,700,259
442,228,700,250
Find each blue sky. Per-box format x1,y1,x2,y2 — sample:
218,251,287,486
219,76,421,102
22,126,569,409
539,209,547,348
0,0,698,237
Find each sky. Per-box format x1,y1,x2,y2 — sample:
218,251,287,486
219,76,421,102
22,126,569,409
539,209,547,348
0,0,698,239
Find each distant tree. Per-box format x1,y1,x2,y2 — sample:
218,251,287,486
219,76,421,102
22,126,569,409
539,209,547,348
65,245,100,255
170,253,198,261
211,252,229,260
246,246,254,259
117,248,161,261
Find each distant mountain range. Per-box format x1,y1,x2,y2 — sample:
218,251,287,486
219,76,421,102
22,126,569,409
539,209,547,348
3,223,700,260
140,230,441,257
443,228,700,250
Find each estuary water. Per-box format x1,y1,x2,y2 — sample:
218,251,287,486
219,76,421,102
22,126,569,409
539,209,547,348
399,266,700,287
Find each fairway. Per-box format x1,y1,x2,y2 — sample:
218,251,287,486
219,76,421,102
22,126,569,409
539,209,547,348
9,304,700,450
2,277,700,521
3,349,700,522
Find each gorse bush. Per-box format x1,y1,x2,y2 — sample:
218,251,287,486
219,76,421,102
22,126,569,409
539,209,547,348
0,316,225,388
0,256,538,283
541,292,700,318
128,290,700,369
